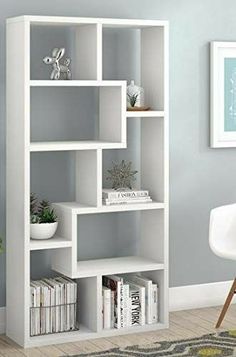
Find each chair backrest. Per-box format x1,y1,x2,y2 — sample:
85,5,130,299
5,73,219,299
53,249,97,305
209,203,236,259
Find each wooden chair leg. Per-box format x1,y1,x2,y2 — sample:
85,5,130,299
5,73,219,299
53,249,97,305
215,278,236,328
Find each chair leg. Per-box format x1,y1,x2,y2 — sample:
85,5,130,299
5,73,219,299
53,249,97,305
215,278,236,328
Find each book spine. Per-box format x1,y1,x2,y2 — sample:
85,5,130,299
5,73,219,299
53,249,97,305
140,287,146,326
30,285,35,336
103,190,149,199
45,286,50,334
36,286,40,335
123,284,130,327
152,284,158,323
120,283,124,328
146,282,153,324
104,198,152,205
102,276,121,329
130,289,141,326
111,291,115,328
103,288,111,329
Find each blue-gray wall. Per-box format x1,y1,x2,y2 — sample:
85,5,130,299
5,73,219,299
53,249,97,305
1,0,236,307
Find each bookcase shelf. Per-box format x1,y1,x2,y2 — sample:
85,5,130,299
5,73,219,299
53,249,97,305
30,141,126,152
75,257,164,279
29,236,72,251
126,110,165,118
7,15,169,348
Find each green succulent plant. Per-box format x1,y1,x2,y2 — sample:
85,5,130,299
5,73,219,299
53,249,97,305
30,193,57,224
127,92,139,107
39,207,57,223
0,237,3,254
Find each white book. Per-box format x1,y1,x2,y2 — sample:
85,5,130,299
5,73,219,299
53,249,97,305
30,284,35,336
128,275,152,324
122,284,130,328
129,284,141,326
103,275,123,329
39,281,51,334
43,278,57,333
102,189,149,200
103,196,151,202
49,279,60,333
152,284,158,323
31,281,41,335
62,276,77,330
103,198,152,206
54,278,65,332
55,277,71,331
128,282,145,326
111,291,115,328
102,287,112,329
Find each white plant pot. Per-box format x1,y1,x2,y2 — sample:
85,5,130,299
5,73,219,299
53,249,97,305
30,222,58,240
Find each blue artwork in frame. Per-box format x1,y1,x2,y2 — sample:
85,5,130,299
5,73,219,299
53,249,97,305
211,42,236,147
224,58,236,132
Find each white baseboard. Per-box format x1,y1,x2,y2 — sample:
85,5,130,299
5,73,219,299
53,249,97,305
0,307,5,334
169,280,234,311
0,280,233,335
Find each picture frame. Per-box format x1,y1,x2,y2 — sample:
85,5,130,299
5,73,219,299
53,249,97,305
211,42,236,147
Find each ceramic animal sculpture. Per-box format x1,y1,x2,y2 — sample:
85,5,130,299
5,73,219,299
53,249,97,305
43,48,72,80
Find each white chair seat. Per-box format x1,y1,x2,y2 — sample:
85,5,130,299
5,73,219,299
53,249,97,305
209,203,236,261
209,203,236,328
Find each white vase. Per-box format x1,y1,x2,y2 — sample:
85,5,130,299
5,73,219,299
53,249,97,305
127,80,144,108
30,222,58,240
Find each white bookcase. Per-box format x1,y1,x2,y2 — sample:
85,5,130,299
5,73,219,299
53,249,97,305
6,15,169,348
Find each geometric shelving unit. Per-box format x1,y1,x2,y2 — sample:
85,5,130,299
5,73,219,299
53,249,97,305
6,15,169,347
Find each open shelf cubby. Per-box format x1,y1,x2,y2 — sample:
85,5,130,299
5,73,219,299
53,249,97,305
103,26,165,111
7,15,168,347
30,81,126,149
30,22,101,80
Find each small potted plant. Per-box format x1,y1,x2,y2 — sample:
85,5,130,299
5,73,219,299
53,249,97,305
0,237,3,253
30,193,58,240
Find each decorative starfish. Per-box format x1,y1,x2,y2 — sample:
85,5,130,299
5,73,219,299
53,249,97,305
106,160,138,190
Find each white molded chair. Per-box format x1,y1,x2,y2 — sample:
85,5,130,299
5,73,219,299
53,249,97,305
209,203,236,328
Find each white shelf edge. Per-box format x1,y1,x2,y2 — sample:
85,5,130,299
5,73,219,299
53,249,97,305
26,322,167,347
30,80,126,87
53,201,165,214
74,256,165,279
29,236,72,251
126,110,165,118
7,15,168,28
29,141,126,152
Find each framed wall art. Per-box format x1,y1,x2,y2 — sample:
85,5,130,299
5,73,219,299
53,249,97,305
211,42,236,147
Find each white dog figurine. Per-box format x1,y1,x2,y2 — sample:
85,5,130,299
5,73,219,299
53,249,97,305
43,48,71,80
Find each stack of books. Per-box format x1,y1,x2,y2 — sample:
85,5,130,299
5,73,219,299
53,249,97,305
30,277,77,336
102,275,158,329
102,189,152,206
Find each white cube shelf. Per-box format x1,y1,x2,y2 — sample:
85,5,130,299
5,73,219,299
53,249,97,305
30,81,126,148
6,15,169,347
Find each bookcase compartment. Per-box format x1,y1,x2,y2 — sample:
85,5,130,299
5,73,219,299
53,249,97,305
99,269,166,331
31,150,101,207
30,23,100,80
30,251,100,335
30,85,125,145
103,116,164,203
77,210,164,264
103,26,165,111
31,151,75,203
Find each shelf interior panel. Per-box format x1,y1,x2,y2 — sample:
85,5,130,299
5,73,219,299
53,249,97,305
76,256,164,278
29,236,72,251
30,24,99,80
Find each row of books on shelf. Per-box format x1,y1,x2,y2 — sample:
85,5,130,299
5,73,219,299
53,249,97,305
30,277,77,336
102,274,158,329
102,189,152,206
